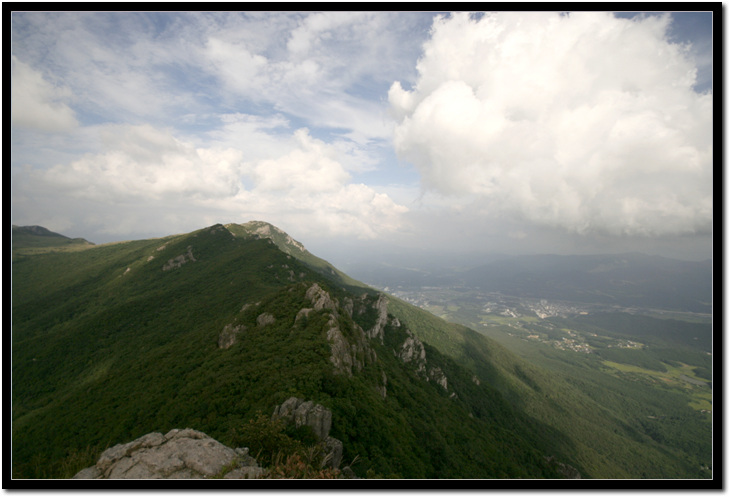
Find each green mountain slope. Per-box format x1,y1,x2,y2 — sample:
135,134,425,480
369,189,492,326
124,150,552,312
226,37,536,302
11,224,564,479
384,298,711,479
11,223,711,480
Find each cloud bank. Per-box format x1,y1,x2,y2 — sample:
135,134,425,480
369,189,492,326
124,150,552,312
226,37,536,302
20,122,407,240
10,12,426,242
389,12,712,237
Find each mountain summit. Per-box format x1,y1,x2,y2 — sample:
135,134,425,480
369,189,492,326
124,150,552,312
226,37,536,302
227,221,309,256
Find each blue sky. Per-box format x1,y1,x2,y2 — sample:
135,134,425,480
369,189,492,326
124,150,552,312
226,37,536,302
10,10,714,263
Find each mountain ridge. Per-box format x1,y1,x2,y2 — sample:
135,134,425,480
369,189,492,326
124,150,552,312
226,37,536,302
12,225,94,252
11,222,712,480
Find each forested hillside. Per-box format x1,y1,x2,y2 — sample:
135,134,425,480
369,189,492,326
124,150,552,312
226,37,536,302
11,223,711,480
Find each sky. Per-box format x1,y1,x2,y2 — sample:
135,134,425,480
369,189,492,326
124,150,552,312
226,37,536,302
10,10,714,266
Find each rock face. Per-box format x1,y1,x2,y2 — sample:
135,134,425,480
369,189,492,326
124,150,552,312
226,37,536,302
428,367,448,391
218,324,245,349
302,283,376,377
72,429,262,479
399,329,427,366
273,397,332,441
396,327,451,391
256,313,276,327
272,397,343,469
162,246,196,271
305,283,337,312
366,294,389,343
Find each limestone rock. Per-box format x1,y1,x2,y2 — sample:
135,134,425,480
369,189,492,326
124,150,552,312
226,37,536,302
162,246,196,271
218,324,245,349
367,294,389,343
72,466,102,479
428,367,448,391
73,429,262,479
256,313,276,327
321,436,343,469
327,323,356,376
399,329,427,374
272,397,344,469
272,397,332,441
305,283,338,312
295,308,313,323
324,315,375,377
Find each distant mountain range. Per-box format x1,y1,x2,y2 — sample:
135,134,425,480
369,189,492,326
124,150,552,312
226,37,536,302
461,253,712,313
344,252,712,314
11,223,712,481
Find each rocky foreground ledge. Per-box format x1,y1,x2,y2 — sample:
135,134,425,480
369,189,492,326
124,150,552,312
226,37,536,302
73,397,350,479
72,428,263,479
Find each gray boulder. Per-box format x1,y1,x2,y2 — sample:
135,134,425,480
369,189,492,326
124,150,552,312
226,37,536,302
272,397,344,469
218,323,245,349
273,397,332,441
256,313,276,327
72,428,262,479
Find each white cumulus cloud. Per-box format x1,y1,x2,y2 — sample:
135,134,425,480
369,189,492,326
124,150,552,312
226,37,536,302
389,12,712,237
11,55,78,132
20,122,407,241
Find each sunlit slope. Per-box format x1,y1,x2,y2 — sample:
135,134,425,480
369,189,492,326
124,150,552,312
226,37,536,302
385,297,711,479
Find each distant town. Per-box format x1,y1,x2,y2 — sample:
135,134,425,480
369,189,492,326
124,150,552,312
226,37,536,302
376,285,708,355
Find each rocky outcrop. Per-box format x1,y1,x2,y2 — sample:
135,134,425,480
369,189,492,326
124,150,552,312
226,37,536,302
256,313,276,327
366,294,389,343
305,283,338,312
302,284,376,377
72,429,262,479
397,328,450,391
399,328,428,379
218,324,245,349
162,246,196,271
272,397,343,469
324,315,376,376
273,397,332,441
428,367,448,391
399,329,427,366
327,321,358,376
295,308,313,322
237,221,309,255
